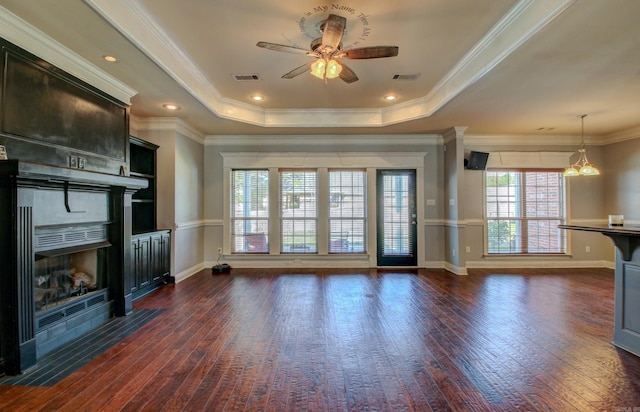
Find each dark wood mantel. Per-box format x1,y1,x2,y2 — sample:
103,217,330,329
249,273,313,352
559,223,640,357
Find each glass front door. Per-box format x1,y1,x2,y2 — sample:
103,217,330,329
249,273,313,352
376,170,417,266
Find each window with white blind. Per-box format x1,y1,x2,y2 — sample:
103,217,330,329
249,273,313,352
230,169,269,253
485,169,566,254
329,169,367,253
280,169,317,253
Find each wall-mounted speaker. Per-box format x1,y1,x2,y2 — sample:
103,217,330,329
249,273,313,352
464,151,490,170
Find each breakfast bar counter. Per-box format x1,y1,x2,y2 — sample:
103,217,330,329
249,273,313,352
559,224,640,357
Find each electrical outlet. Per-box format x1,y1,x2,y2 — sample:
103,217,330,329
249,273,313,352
466,246,471,253
585,246,591,253
217,247,222,254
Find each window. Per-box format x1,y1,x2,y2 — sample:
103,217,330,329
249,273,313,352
329,169,367,253
231,169,269,253
280,170,317,253
485,170,566,254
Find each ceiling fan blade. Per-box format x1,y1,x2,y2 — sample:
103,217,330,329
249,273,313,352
338,62,358,83
256,41,310,55
282,61,314,79
321,14,346,52
338,46,399,59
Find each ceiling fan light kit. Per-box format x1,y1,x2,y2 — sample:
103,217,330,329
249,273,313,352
257,14,399,83
311,58,342,80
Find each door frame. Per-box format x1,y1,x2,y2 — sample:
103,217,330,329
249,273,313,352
376,169,418,266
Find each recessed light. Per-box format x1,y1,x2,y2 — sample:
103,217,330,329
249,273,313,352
103,55,118,63
384,94,397,101
251,95,264,101
162,103,180,111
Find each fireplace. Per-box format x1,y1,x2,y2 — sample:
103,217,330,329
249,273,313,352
0,160,147,375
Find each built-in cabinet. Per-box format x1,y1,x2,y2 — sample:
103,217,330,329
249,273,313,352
129,136,172,298
129,136,158,234
131,230,171,298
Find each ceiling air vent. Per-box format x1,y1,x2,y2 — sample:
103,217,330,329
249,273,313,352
392,73,421,81
232,74,261,81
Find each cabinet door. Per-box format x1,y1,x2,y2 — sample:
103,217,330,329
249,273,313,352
131,239,139,293
137,236,151,288
160,232,171,277
150,234,162,283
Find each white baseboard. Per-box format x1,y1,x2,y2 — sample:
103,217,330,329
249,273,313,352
191,258,613,277
443,262,468,275
465,259,614,269
174,262,206,283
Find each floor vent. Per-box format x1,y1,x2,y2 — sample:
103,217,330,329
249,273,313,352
392,73,421,80
232,74,261,81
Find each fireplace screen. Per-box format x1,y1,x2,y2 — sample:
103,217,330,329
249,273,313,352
34,245,107,313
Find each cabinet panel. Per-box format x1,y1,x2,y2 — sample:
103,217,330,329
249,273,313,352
160,232,171,277
131,236,151,293
132,230,171,299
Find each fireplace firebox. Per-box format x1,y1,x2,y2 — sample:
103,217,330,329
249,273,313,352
35,247,105,313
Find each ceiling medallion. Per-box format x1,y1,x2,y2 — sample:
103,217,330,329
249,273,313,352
295,5,372,50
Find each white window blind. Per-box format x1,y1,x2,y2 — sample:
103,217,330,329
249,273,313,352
329,169,366,253
230,169,269,253
280,169,317,253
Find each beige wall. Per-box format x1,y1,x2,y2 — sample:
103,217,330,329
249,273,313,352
135,124,205,281
604,137,640,221
463,142,613,267
139,124,639,277
203,136,445,269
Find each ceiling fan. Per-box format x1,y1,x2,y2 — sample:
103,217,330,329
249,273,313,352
256,14,399,83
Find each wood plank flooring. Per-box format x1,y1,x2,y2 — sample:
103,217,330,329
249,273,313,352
1,267,639,411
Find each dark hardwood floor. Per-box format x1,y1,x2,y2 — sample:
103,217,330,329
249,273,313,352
1,267,638,411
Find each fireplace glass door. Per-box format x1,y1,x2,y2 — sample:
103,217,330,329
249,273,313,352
34,245,108,313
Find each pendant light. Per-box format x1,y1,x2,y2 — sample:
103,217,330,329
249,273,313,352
564,114,600,176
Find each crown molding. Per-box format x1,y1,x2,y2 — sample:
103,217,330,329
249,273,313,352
220,151,428,168
205,134,442,147
465,134,589,146
603,126,640,145
0,4,137,104
131,116,205,144
422,0,575,119
84,0,573,128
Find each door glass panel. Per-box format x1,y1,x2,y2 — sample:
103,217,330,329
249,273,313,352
377,170,417,266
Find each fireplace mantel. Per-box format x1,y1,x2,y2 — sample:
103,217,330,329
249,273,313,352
0,160,147,190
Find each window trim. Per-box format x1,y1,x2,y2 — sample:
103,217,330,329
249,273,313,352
221,152,426,264
484,168,567,256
